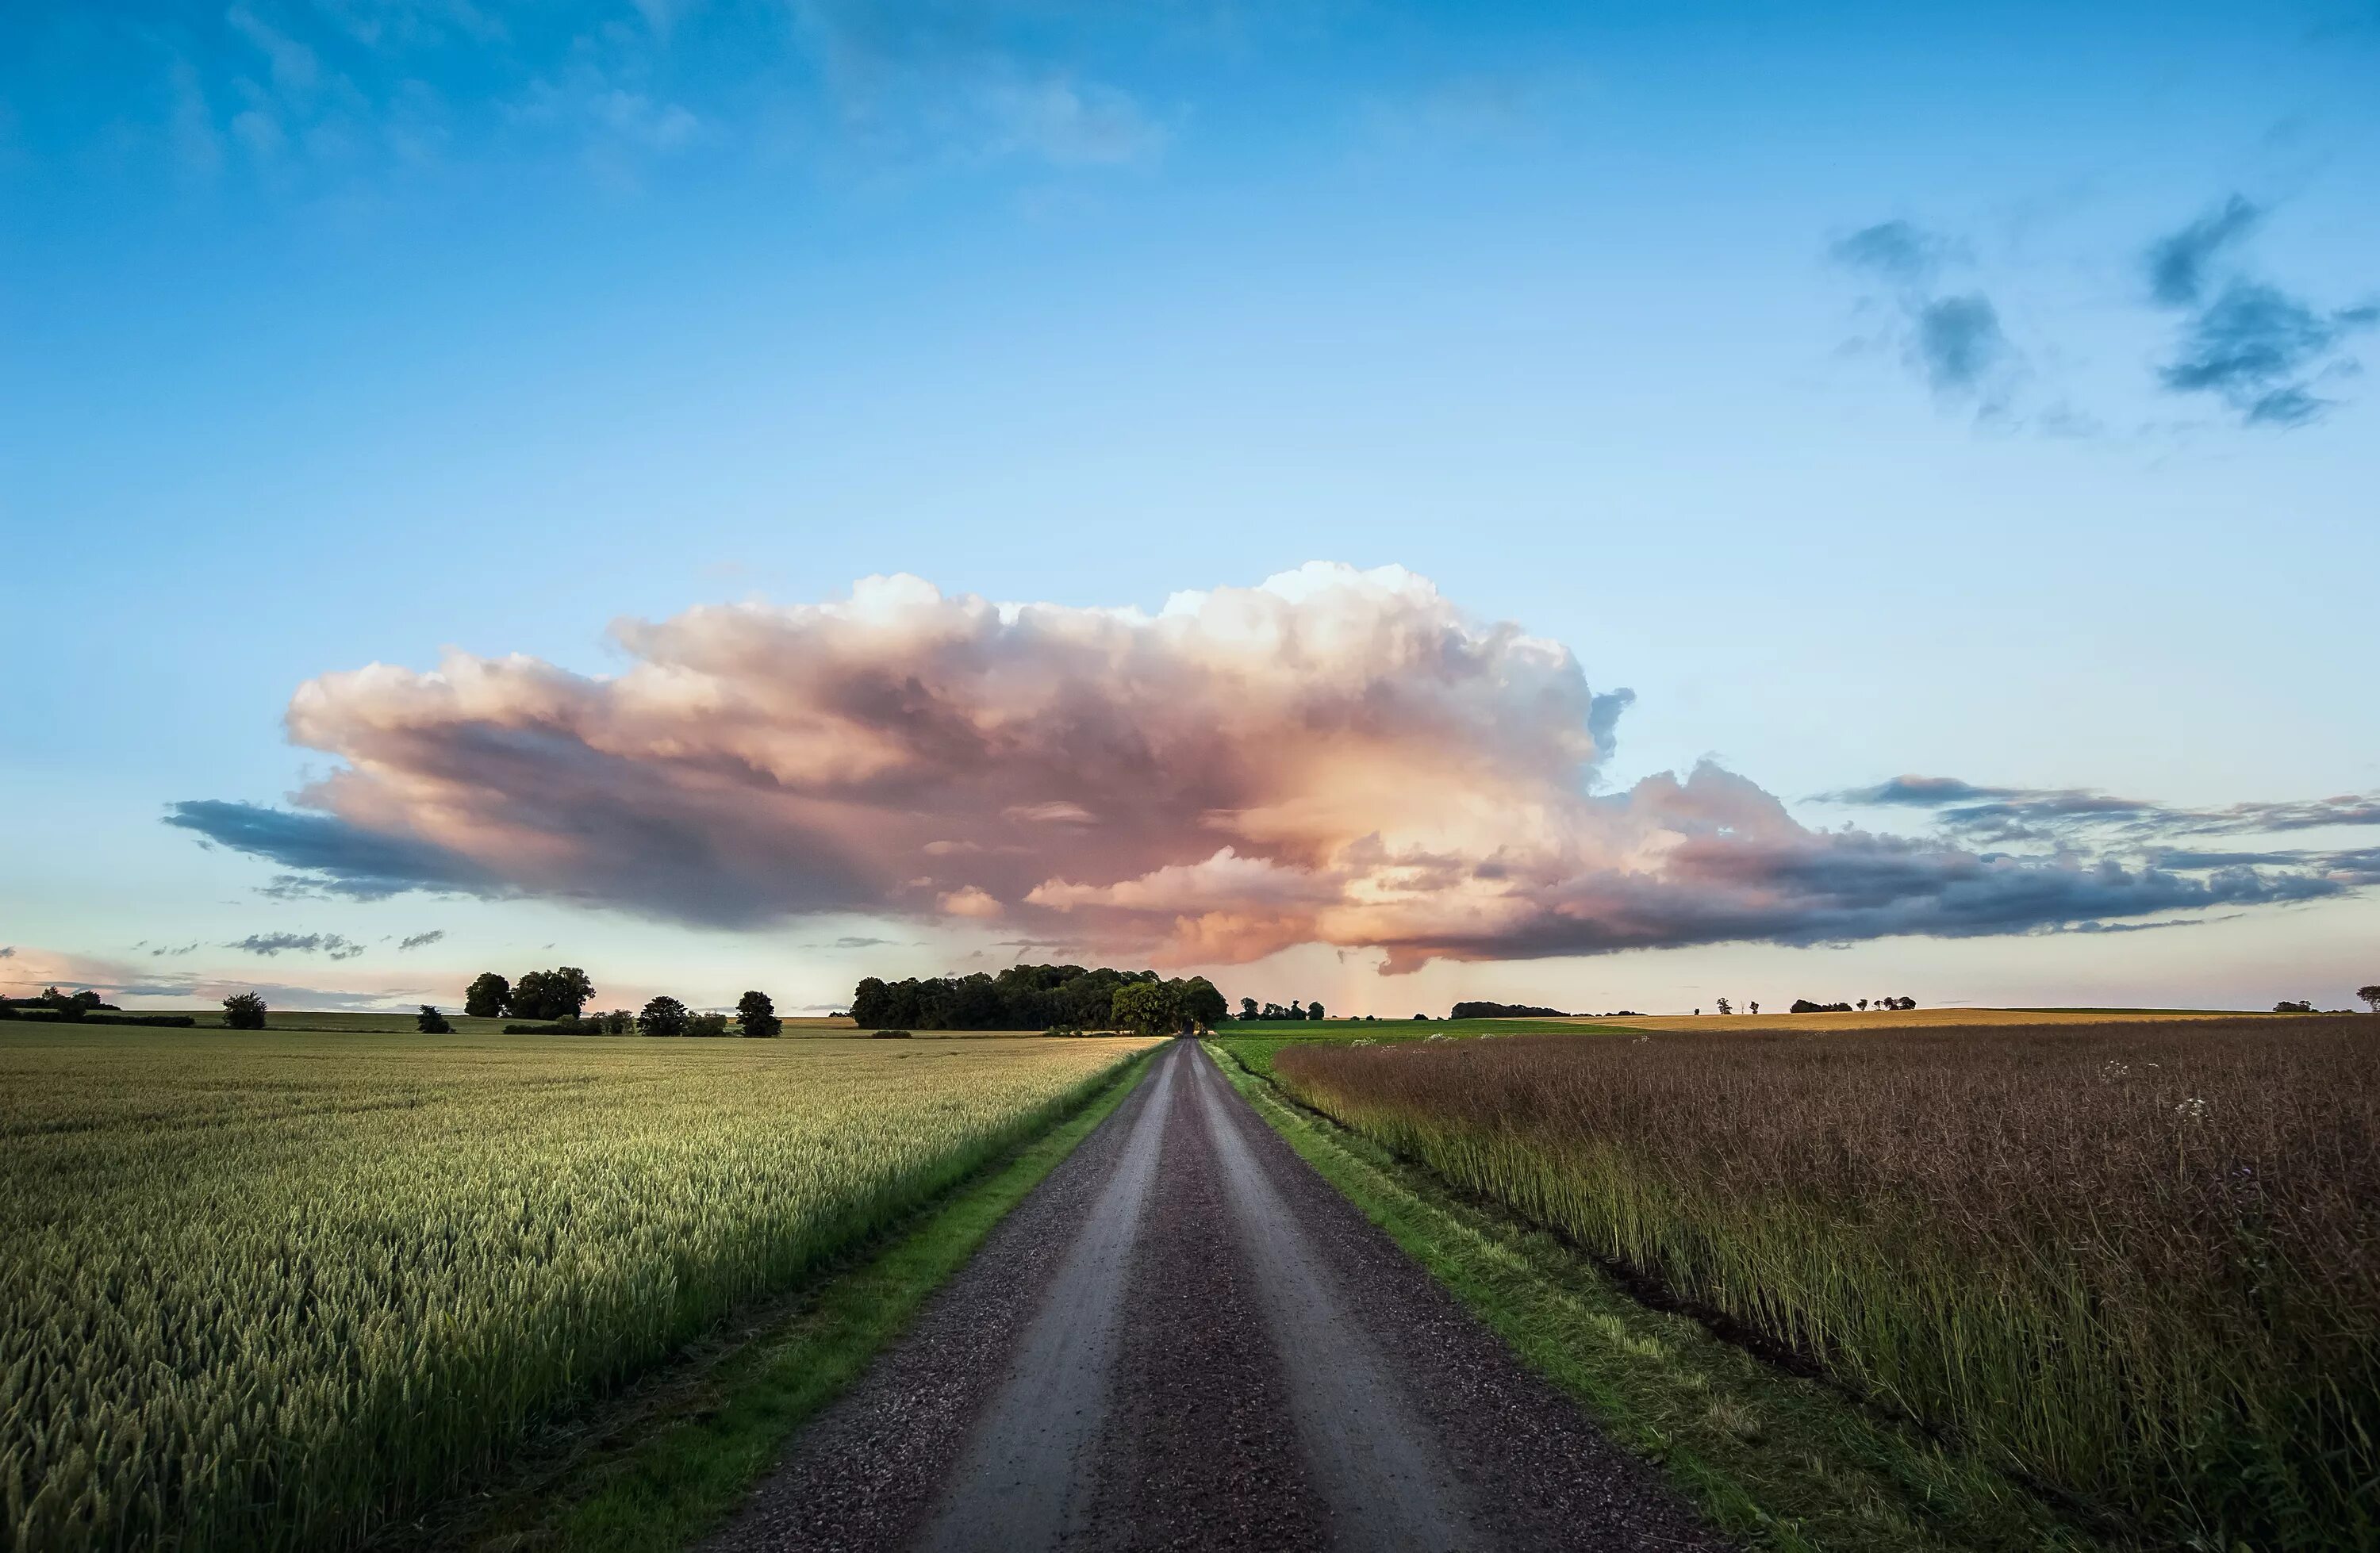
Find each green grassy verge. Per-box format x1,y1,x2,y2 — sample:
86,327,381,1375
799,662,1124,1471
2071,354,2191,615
1206,1041,2114,1553
397,1047,1158,1553
1212,1018,1631,1079
1214,1015,1605,1040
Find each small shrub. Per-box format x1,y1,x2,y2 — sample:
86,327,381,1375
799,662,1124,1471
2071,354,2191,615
221,993,267,1030
416,1006,454,1034
690,1012,730,1037
871,1029,912,1039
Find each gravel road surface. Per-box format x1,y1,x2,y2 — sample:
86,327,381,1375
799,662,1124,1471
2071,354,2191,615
705,1040,1727,1553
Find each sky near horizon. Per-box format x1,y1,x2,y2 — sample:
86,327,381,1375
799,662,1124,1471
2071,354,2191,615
4,0,2377,1018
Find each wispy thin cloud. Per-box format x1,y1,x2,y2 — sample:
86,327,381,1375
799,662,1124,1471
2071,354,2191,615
0,945,416,1009
1829,220,2025,424
1823,776,2380,884
228,930,367,961
2142,194,2377,428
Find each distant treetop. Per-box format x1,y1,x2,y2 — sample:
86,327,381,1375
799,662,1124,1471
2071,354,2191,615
850,964,1225,1032
1449,1001,1569,1019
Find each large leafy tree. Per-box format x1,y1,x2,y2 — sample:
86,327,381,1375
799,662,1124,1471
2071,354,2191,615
850,964,1196,1032
548,967,595,1018
637,996,690,1037
1111,980,1181,1037
221,992,267,1030
736,989,781,1038
510,967,596,1021
463,972,510,1018
1179,977,1227,1031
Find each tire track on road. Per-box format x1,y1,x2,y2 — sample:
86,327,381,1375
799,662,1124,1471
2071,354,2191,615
712,1039,1730,1552
914,1050,1178,1549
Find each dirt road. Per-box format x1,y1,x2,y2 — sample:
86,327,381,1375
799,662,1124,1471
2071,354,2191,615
708,1040,1726,1552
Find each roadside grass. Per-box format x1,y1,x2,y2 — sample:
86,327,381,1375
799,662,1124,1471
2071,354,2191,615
1211,1018,1628,1080
1215,1015,1600,1039
1207,1041,2111,1553
394,1047,1159,1552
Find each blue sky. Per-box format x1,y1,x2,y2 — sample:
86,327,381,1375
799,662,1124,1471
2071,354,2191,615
4,0,2376,1017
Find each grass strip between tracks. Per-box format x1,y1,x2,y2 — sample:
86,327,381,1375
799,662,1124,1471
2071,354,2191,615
1206,1041,2117,1553
388,1045,1160,1553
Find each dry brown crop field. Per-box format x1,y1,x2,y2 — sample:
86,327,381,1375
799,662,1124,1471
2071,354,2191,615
0,1027,1155,1551
1273,1017,2380,1551
1577,1006,2270,1033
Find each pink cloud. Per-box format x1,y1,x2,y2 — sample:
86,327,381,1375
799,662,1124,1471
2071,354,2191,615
169,563,2354,970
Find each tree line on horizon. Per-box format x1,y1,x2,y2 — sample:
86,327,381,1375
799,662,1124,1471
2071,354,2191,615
449,967,786,1036
850,964,1229,1034
463,968,596,1022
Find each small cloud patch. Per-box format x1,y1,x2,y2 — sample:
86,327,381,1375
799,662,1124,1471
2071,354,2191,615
228,931,365,961
1829,220,2022,422
2143,195,2376,428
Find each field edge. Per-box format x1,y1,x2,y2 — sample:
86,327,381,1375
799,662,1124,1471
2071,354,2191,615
1204,1040,2117,1553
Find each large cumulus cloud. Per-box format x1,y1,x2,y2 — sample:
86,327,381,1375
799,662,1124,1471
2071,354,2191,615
170,564,2358,970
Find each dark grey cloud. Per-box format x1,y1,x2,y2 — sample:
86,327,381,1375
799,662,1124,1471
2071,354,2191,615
1823,776,2154,839
228,931,366,961
1365,827,2340,966
1833,776,2380,835
397,930,445,951
1837,776,2003,807
167,800,495,901
1825,776,2380,880
2144,196,2376,427
2044,914,2246,936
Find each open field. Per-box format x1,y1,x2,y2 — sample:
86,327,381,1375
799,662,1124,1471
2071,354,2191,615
1582,1006,2286,1033
0,1027,1156,1551
1264,1017,2380,1551
109,1010,872,1035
